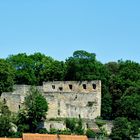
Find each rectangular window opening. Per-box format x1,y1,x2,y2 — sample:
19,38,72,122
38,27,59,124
52,85,55,89
69,84,73,90
58,109,60,116
83,84,86,89
92,84,96,89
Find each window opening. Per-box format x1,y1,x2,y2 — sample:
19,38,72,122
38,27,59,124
92,84,96,89
52,85,55,89
3,98,6,104
79,114,81,118
69,84,73,90
58,109,60,116
83,84,86,89
59,87,63,91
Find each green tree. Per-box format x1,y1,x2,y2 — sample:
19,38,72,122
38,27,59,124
0,101,13,137
86,129,96,138
121,95,140,119
65,117,84,135
65,50,97,80
17,87,48,133
110,117,132,140
7,53,36,85
7,53,66,85
0,59,15,95
105,60,140,119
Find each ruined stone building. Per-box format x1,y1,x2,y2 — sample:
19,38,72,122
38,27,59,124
1,81,101,130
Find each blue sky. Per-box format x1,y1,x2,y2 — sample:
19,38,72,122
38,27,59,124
0,0,140,63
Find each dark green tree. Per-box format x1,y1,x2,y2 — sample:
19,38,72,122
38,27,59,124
17,87,48,133
65,117,84,135
0,101,13,137
7,53,36,85
7,53,66,85
110,117,132,140
0,59,15,95
65,50,97,80
86,129,96,138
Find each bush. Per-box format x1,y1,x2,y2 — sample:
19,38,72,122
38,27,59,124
38,128,48,134
95,119,106,128
65,118,84,135
86,129,96,138
49,128,71,135
110,117,132,140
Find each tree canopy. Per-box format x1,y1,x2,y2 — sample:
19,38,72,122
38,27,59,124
0,59,15,95
0,50,140,138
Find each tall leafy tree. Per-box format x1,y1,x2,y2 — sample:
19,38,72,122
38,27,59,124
0,59,15,95
0,101,13,137
7,53,66,85
110,117,132,140
65,50,97,80
106,60,140,118
7,53,36,85
17,87,48,133
65,117,84,135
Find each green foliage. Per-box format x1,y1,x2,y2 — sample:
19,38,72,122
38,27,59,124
110,117,132,140
7,53,36,85
0,115,12,137
17,87,48,133
106,60,140,119
119,87,140,120
95,119,106,128
7,53,66,85
86,129,96,138
1,50,140,137
65,117,84,135
0,101,13,137
96,127,108,139
101,85,112,119
38,128,48,134
65,118,77,133
110,117,140,139
65,50,102,80
59,129,71,135
49,128,71,135
0,59,15,95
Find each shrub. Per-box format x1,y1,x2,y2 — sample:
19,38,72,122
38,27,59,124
86,129,96,138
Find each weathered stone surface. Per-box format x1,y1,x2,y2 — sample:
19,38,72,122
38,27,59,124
1,81,101,129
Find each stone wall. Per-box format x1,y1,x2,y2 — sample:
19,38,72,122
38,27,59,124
43,81,100,93
1,81,101,128
1,85,42,112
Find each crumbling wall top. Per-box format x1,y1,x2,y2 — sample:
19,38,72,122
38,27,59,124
43,81,101,93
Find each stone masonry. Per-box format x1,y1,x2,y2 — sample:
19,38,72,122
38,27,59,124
1,81,101,130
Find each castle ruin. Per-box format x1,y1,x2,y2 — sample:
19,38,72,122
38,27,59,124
1,81,101,130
